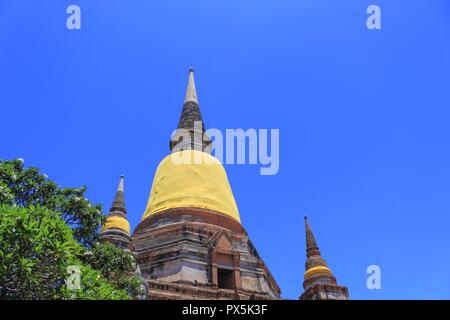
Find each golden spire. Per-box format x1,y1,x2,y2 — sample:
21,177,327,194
303,216,333,280
300,217,350,300
100,175,130,236
143,69,240,223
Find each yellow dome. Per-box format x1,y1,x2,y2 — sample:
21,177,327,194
101,215,130,236
142,150,240,223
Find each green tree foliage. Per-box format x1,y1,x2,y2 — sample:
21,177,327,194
0,205,129,299
82,242,135,288
0,159,104,247
60,265,130,300
0,180,14,205
81,242,145,298
0,159,143,300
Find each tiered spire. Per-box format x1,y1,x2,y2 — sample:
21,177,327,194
100,175,131,249
170,67,212,153
304,216,329,271
110,175,126,214
300,216,349,300
184,65,198,104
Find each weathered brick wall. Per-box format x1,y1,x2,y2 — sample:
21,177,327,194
132,208,281,300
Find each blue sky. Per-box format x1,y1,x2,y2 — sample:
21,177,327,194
1,0,450,299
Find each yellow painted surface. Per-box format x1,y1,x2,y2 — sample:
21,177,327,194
304,266,332,279
101,215,130,235
142,150,240,223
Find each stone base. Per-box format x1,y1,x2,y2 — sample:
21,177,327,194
147,280,276,300
132,208,281,300
300,283,349,300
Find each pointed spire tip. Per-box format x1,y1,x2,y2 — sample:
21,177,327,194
117,175,124,193
109,174,126,215
184,65,198,104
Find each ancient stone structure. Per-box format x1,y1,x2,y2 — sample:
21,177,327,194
100,175,149,299
133,208,280,299
169,66,212,153
99,175,131,250
100,68,349,300
300,217,349,300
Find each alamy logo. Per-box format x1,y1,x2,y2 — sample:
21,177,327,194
170,122,280,176
366,5,382,30
66,265,81,290
66,5,81,30
366,265,381,289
